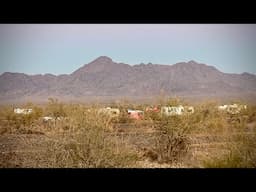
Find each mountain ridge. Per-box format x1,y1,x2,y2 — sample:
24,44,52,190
0,56,256,103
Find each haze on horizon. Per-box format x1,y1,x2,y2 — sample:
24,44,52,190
0,24,256,75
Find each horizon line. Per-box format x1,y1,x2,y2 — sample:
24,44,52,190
0,56,255,76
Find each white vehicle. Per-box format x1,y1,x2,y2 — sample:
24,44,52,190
218,104,247,114
42,116,63,122
14,108,32,115
42,116,54,121
161,106,185,116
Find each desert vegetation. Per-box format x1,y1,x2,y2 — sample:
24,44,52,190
0,97,255,168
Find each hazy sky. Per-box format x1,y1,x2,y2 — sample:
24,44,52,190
0,24,256,75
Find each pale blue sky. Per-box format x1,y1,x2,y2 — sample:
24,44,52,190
0,24,256,75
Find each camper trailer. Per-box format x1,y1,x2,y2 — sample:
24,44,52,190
218,104,247,114
160,106,185,116
127,109,144,120
14,108,33,115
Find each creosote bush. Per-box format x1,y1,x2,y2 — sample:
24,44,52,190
145,114,191,164
0,97,256,168
45,107,138,167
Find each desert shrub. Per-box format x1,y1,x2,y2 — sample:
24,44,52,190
46,136,138,168
31,106,43,119
144,110,162,121
166,97,184,106
1,99,255,167
146,115,190,164
3,107,17,122
184,102,230,134
0,104,45,135
20,105,43,127
45,107,138,167
243,106,256,123
203,150,245,168
46,98,66,120
203,133,256,168
154,133,189,164
113,106,134,124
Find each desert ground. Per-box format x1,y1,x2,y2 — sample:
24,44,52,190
0,97,255,168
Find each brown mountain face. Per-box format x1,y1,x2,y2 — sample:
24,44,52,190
1,56,256,103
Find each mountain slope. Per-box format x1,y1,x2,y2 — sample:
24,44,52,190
0,56,256,102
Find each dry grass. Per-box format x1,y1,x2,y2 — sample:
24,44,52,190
0,97,255,168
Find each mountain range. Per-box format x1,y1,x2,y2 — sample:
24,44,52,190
1,56,256,104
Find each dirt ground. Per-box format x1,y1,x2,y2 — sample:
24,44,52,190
0,128,252,168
